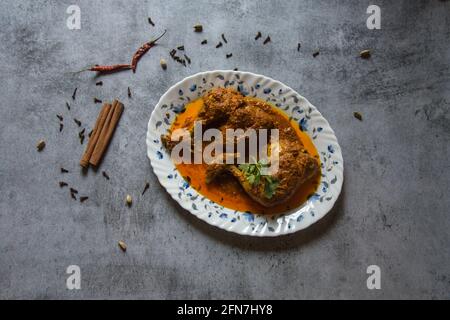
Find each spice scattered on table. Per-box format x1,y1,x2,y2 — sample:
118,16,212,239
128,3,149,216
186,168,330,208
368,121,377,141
263,36,271,45
353,112,363,121
59,123,64,132
360,49,371,59
127,87,132,98
79,128,85,144
80,64,132,73
226,53,233,59
201,39,207,45
80,196,89,203
142,182,150,195
102,171,110,180
57,114,63,121
160,58,167,70
255,31,262,40
36,140,46,151
95,81,103,86
177,45,184,51
126,194,132,206
147,17,155,26
193,24,203,32
74,118,81,127
72,88,78,100
313,50,320,58
169,49,187,67
131,29,167,73
70,188,77,200
118,240,127,252
80,100,124,169
94,97,102,104
61,167,69,173
216,42,223,48
66,102,71,110
297,43,301,52
184,54,191,65
221,33,228,44
59,181,68,188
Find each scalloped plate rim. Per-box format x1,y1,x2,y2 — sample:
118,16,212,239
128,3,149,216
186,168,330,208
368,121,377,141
146,70,344,237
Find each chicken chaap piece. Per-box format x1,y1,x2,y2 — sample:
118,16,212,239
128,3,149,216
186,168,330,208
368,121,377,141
162,87,319,207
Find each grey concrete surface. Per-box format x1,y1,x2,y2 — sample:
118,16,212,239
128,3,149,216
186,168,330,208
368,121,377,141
0,0,449,299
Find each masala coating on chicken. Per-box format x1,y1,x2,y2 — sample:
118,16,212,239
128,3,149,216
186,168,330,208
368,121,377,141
162,87,319,207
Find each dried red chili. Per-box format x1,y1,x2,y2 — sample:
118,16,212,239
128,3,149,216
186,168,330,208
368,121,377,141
88,64,131,72
76,64,131,73
131,30,167,73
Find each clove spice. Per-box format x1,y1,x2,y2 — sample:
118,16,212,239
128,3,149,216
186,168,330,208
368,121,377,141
142,182,150,195
102,171,110,180
221,33,228,44
79,128,85,144
184,54,191,65
72,88,78,100
74,118,81,127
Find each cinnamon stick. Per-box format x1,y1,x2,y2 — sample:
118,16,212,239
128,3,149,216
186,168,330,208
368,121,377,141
80,103,111,168
89,100,124,167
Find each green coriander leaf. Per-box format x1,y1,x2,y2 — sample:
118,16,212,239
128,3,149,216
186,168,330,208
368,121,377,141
264,177,279,199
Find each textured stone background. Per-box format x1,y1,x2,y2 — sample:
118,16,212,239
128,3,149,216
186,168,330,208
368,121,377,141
0,0,449,299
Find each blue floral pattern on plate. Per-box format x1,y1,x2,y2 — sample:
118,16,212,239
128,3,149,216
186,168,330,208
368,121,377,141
147,70,344,237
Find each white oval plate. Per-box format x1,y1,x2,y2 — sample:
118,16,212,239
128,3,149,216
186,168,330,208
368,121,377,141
147,70,343,237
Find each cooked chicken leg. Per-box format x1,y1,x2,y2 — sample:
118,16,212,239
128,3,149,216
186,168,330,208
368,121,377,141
163,87,319,207
202,88,319,207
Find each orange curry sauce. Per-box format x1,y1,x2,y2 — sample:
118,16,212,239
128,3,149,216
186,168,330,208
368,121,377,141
170,97,321,214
